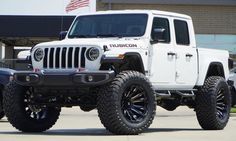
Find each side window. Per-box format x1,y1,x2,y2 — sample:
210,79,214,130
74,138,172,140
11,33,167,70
151,17,170,43
174,20,190,45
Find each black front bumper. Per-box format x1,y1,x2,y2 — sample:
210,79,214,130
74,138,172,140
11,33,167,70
14,70,115,86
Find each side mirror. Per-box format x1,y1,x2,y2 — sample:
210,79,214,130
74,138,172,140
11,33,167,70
16,50,31,63
151,28,166,43
59,31,68,40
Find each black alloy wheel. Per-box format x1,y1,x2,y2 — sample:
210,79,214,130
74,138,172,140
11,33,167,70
121,84,148,123
97,71,156,135
216,89,228,121
24,89,49,121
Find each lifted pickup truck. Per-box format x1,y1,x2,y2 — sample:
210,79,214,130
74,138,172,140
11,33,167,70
3,10,232,135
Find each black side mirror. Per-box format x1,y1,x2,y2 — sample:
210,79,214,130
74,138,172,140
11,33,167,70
59,31,68,40
151,27,166,43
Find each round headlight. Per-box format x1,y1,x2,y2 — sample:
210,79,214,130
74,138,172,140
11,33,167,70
86,47,100,61
34,48,44,62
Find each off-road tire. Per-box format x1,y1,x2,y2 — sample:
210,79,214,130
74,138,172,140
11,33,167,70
230,87,236,107
97,71,156,135
196,76,231,130
3,81,61,132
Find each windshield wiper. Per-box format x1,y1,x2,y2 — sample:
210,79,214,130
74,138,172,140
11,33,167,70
96,34,123,38
68,34,96,38
68,34,123,38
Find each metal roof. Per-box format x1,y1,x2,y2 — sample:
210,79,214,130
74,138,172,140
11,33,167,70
76,10,191,19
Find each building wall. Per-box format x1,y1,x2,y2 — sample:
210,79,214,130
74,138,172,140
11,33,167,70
97,2,236,34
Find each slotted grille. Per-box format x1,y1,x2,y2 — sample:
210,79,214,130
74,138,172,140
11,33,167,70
43,47,87,69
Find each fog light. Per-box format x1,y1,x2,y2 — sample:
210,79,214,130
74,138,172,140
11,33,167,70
26,76,30,82
88,75,93,82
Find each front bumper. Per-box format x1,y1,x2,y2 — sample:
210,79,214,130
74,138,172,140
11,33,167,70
14,70,115,86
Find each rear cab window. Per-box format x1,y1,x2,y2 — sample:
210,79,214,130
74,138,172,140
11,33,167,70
174,20,190,46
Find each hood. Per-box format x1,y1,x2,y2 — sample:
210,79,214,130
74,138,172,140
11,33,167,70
35,38,148,50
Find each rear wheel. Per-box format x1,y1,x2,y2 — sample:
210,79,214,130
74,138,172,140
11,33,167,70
196,76,231,130
230,87,236,107
3,82,61,132
97,71,156,135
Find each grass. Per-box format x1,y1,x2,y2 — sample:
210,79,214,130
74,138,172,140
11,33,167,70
231,107,236,113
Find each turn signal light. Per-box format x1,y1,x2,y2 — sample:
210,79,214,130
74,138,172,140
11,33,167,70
118,54,125,59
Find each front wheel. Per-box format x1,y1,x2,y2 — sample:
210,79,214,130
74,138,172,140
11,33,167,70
195,76,231,130
97,71,156,135
3,82,61,132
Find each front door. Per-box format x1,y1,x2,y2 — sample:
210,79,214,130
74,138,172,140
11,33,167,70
149,17,176,89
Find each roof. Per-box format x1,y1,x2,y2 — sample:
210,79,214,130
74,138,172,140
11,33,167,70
78,10,191,19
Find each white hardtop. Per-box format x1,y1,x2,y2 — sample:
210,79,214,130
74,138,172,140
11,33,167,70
76,10,191,20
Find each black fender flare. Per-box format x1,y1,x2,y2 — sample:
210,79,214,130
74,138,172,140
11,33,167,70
205,62,225,81
101,52,145,74
123,52,145,74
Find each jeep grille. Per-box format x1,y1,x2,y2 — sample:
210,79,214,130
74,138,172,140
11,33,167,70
43,47,87,69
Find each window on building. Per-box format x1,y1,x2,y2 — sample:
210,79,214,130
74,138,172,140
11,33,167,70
151,17,170,43
174,20,190,45
196,34,236,55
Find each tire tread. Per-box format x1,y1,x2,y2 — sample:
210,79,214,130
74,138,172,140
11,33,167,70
97,71,156,135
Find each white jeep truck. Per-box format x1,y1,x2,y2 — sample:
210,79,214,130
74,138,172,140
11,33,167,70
3,10,232,135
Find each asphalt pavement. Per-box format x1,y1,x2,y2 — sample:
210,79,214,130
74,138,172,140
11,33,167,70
0,106,235,141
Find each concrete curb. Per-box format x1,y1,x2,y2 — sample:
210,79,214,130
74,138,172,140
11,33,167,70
230,113,236,117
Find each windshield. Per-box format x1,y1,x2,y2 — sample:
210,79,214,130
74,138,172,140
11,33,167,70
68,14,148,38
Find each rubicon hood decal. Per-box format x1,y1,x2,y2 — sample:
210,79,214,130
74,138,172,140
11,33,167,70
109,44,138,48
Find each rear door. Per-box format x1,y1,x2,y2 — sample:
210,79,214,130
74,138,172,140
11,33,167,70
174,19,198,88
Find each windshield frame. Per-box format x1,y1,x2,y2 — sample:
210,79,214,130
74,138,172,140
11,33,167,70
67,13,149,39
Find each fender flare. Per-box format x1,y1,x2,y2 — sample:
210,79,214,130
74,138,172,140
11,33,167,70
123,52,145,74
101,52,145,74
204,62,225,81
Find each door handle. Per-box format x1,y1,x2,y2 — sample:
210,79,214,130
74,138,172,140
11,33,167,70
186,53,193,57
167,52,176,56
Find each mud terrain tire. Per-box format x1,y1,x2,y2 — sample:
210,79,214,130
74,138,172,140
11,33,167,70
196,76,231,130
97,71,156,135
3,82,61,132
